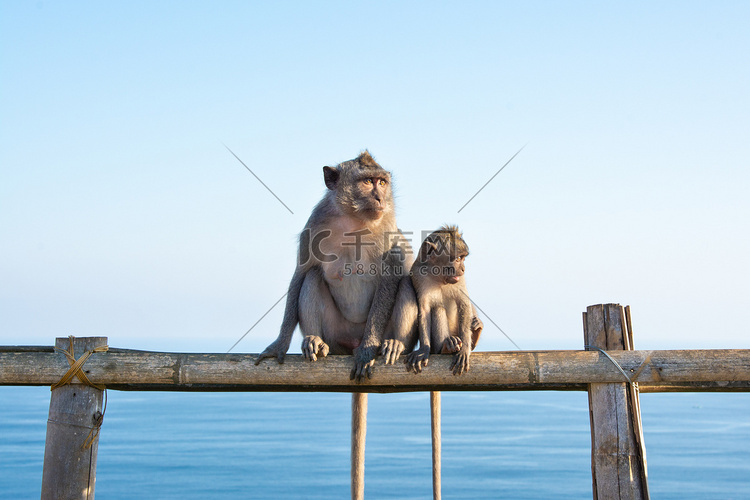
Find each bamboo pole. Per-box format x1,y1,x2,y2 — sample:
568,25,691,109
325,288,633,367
41,337,107,500
584,304,648,500
430,391,441,500
2,348,749,392
351,392,367,500
624,306,650,499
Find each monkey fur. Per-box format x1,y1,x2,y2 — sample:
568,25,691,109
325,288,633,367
382,225,482,375
256,151,412,381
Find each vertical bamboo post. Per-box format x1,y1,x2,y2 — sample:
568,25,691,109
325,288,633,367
351,392,368,500
430,391,442,500
584,305,649,500
624,306,649,499
42,336,107,500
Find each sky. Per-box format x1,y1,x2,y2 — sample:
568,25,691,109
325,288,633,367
1,1,749,354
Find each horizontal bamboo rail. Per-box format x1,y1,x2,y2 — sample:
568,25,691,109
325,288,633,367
2,347,749,392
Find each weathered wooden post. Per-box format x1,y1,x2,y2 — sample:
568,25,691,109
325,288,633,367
41,336,108,500
584,304,649,500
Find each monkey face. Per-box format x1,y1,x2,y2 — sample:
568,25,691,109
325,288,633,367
353,176,391,220
323,153,393,221
437,254,466,285
419,251,466,285
418,225,470,286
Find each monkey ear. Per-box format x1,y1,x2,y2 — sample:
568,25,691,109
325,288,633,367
323,166,339,190
420,240,439,261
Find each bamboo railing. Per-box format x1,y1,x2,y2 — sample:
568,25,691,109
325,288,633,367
2,347,749,392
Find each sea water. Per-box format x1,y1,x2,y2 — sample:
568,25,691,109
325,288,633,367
1,387,748,499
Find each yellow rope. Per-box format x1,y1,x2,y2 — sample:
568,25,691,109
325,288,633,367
82,392,107,450
631,351,654,382
51,335,109,391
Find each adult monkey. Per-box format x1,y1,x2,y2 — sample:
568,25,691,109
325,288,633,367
256,151,412,499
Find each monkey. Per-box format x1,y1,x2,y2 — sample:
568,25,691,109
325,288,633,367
380,225,481,500
381,225,481,373
408,224,478,374
254,151,411,500
255,150,411,374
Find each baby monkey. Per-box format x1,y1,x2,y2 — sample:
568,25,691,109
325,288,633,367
382,225,481,375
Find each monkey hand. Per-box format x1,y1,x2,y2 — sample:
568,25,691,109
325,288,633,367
440,336,463,354
350,346,377,381
450,348,470,376
302,335,330,362
380,339,405,365
255,340,287,365
406,346,430,374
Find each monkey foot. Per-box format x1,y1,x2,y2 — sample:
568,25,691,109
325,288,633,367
380,339,405,365
302,335,330,362
471,316,483,350
350,346,377,381
406,346,430,374
450,349,470,376
255,341,288,365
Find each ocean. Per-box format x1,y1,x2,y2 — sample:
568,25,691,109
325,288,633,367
1,387,748,499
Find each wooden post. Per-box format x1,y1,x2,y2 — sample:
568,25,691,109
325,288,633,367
584,305,649,500
351,392,367,500
41,337,108,500
430,391,442,500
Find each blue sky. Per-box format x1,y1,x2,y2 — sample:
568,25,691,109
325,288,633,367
1,1,748,353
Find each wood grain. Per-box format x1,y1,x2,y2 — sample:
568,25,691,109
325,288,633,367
2,345,749,392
